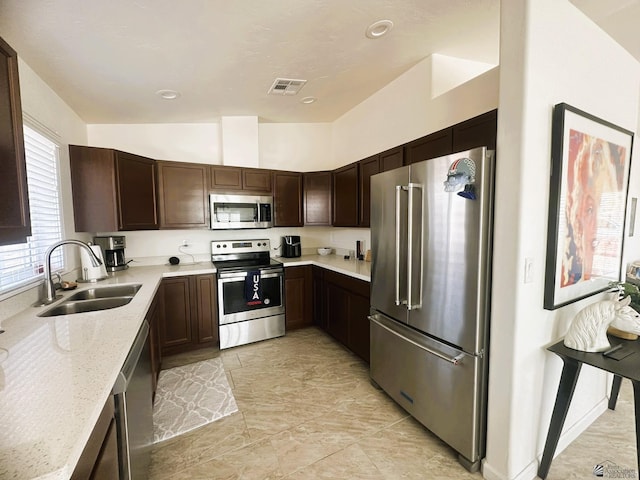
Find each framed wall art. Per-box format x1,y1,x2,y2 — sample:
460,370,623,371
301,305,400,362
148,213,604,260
544,102,634,310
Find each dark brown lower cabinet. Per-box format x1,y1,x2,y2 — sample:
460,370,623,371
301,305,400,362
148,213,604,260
312,266,326,330
147,286,163,398
319,269,371,363
284,265,313,330
71,397,119,480
160,274,218,356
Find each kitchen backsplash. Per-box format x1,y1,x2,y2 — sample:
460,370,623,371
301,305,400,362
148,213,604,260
96,226,371,266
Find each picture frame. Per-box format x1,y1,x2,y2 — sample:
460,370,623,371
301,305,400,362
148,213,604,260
544,103,634,310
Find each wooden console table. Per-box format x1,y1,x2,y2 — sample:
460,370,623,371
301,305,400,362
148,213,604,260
537,337,640,479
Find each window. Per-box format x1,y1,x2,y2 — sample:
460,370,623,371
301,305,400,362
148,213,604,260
0,122,63,294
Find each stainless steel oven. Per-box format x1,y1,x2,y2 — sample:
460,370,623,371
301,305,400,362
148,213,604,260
212,240,285,349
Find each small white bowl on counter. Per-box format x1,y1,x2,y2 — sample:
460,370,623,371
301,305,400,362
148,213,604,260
317,247,332,256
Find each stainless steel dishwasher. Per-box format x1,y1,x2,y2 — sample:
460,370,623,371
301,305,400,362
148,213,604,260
112,321,153,480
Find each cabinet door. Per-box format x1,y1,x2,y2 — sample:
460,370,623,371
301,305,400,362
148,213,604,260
0,36,30,246
71,397,118,480
312,266,326,329
88,419,119,480
379,146,404,172
284,266,313,330
347,289,371,363
115,151,158,230
325,280,350,345
146,287,163,397
452,109,498,151
210,165,243,190
157,161,208,229
303,172,332,226
332,163,359,227
69,146,119,232
358,155,379,227
404,128,453,165
273,171,303,227
160,276,193,354
192,274,218,345
242,168,272,193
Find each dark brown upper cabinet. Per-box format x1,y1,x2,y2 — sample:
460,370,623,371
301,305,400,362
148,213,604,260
69,145,159,232
404,128,453,165
452,109,498,152
209,165,242,190
379,146,404,172
157,161,208,229
243,168,272,193
0,36,31,246
358,155,379,227
303,171,332,226
273,170,303,227
332,162,359,227
209,165,272,194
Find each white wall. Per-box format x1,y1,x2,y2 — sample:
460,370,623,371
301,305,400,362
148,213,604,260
87,123,221,164
87,121,334,170
259,123,333,171
483,1,640,479
331,56,500,168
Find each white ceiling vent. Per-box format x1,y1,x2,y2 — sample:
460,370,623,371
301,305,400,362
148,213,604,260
268,78,307,96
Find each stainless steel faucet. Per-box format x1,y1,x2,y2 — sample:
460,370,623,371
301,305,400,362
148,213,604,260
37,240,103,305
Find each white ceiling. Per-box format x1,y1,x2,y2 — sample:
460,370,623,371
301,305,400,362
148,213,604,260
0,1,637,125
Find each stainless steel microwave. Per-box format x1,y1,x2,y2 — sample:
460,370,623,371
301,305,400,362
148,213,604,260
209,194,273,229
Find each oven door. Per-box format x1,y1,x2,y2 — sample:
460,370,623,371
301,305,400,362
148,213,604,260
217,267,284,324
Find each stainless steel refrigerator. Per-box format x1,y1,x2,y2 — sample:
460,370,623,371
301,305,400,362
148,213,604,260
369,147,494,472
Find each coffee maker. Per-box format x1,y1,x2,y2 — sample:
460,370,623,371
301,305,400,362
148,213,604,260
93,235,129,271
281,235,301,258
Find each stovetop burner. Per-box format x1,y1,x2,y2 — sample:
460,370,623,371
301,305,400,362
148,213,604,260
211,239,281,272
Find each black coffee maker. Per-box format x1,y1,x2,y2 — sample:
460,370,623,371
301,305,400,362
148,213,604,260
282,235,301,258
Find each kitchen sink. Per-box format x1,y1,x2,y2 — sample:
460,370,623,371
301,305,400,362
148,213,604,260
66,284,142,301
39,297,134,317
38,284,142,317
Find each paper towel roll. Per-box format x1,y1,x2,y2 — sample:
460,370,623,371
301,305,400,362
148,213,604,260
79,245,108,281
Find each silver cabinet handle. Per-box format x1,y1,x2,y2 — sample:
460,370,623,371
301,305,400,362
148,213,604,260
395,185,403,306
369,315,465,365
406,183,422,310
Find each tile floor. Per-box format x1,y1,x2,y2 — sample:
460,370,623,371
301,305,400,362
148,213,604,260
150,327,637,479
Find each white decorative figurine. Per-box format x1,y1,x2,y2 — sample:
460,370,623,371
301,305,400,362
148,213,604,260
564,294,640,352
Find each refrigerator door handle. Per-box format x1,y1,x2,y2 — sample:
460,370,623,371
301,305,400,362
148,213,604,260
395,185,406,306
369,316,465,365
406,182,422,310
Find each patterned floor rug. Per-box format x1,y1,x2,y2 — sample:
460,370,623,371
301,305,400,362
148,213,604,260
153,357,238,444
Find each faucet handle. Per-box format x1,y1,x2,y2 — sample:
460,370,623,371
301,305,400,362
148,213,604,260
52,272,62,290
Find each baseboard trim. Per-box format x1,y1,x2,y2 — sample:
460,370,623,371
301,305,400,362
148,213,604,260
481,397,608,480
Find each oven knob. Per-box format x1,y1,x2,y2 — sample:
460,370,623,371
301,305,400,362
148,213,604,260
216,245,221,248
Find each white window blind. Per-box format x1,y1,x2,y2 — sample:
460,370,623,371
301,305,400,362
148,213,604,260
0,125,63,293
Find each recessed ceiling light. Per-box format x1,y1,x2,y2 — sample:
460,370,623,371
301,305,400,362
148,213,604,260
301,96,317,104
366,19,393,39
156,89,181,100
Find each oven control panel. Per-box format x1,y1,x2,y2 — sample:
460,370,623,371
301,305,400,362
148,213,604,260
211,239,271,254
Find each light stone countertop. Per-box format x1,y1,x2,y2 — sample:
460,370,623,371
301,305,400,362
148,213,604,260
0,257,368,479
0,262,215,480
278,254,371,282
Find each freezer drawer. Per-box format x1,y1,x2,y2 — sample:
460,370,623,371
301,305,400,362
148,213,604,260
369,312,485,470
